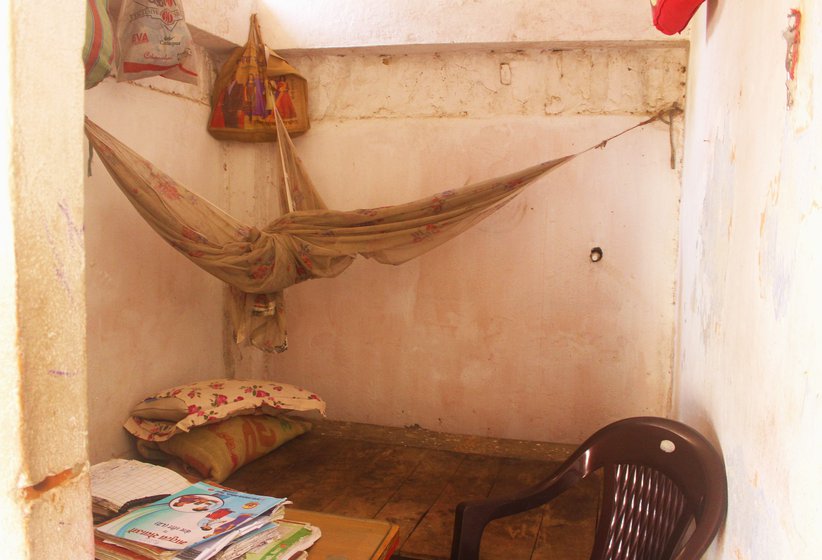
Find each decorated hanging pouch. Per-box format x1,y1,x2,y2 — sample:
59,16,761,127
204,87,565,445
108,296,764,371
208,14,309,142
265,53,310,136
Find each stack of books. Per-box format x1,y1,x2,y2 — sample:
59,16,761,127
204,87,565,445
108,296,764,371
91,460,320,560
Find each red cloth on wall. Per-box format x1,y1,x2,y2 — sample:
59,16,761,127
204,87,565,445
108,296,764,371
651,0,706,35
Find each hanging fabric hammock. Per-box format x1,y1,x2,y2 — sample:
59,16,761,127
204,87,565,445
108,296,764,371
85,110,666,353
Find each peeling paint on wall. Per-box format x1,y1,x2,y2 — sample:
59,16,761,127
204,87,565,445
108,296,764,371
694,115,736,345
759,184,795,321
22,464,85,502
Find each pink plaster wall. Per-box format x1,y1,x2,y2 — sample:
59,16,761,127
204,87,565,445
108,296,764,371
676,1,822,557
83,1,686,456
228,12,686,444
235,115,680,444
84,80,229,462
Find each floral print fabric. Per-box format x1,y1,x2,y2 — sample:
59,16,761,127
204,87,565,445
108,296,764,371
85,115,576,353
124,379,325,442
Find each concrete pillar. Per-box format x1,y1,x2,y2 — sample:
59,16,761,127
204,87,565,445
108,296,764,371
0,0,92,558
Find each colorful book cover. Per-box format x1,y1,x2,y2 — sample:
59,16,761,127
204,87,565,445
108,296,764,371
244,521,321,560
96,481,286,551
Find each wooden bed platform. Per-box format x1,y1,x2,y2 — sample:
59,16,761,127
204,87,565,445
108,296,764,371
224,419,600,560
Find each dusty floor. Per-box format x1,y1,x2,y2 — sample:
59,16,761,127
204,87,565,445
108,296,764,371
225,419,600,559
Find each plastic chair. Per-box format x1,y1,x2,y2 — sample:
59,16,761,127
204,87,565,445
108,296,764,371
450,417,727,560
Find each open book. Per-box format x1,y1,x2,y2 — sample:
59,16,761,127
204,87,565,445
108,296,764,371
91,459,192,518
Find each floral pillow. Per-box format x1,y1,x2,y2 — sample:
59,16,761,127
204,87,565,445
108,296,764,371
124,379,325,442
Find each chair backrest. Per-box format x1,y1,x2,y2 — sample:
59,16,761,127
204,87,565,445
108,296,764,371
449,416,727,560
579,417,727,560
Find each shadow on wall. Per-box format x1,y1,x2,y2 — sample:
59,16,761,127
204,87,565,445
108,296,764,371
706,0,724,40
676,403,728,553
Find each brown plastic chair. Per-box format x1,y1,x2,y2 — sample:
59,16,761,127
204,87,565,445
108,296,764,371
450,417,727,560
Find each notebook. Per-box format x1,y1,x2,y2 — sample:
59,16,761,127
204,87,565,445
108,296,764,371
90,459,191,517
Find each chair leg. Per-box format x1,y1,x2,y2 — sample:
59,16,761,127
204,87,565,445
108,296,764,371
451,504,486,560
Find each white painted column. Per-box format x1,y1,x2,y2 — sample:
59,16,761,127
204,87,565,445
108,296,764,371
0,1,92,558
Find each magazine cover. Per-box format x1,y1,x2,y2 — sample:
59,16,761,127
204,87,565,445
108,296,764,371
96,482,286,550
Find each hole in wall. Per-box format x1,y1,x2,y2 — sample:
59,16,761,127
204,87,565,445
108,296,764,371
589,247,603,262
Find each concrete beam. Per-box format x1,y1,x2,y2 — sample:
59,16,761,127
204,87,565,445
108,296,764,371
257,0,687,53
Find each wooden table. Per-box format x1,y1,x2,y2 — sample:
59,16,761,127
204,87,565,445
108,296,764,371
285,509,399,560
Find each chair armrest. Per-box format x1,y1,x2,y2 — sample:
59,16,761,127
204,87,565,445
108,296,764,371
450,467,583,560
